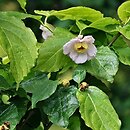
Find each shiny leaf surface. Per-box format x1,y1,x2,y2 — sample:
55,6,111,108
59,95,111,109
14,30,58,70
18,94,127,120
76,86,121,130
36,27,75,72
43,86,79,128
0,13,38,83
84,46,119,83
118,1,130,23
0,100,27,130
89,17,120,32
35,6,103,22
21,75,58,108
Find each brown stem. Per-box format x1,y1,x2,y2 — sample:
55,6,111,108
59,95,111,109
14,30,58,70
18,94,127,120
108,32,121,47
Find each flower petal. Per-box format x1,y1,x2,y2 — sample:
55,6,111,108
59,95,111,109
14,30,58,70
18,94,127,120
63,35,97,64
81,35,95,44
69,50,78,61
63,38,80,55
75,54,88,64
87,43,97,56
40,25,53,40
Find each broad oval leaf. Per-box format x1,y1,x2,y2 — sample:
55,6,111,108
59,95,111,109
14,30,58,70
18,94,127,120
118,1,130,23
110,35,130,66
0,11,42,21
35,6,103,22
83,46,119,83
0,100,27,130
76,86,121,130
21,75,58,108
117,23,130,40
0,66,15,86
0,44,7,58
0,14,38,83
43,86,79,128
0,75,10,90
52,6,103,22
0,104,18,130
36,27,75,72
113,47,130,66
72,66,86,84
68,116,80,130
89,17,120,32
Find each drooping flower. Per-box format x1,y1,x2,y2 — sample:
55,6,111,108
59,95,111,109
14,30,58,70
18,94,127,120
40,25,53,40
63,35,97,64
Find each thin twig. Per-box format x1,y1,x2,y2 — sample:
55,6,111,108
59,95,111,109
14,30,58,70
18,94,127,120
108,32,121,47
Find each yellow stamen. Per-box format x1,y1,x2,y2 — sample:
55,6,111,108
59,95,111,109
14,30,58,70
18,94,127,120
74,42,88,53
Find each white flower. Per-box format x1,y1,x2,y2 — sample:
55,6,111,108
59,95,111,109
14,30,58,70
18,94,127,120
63,35,97,64
40,25,53,40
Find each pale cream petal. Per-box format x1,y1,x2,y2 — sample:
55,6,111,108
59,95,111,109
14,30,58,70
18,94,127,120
42,32,52,40
39,25,45,30
63,35,97,64
87,43,97,56
74,54,88,64
69,50,78,61
40,25,53,40
63,38,80,54
81,35,95,44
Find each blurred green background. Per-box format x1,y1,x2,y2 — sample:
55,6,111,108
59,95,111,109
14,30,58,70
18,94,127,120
0,0,129,130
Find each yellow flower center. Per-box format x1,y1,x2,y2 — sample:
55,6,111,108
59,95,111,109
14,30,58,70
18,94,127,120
74,42,88,53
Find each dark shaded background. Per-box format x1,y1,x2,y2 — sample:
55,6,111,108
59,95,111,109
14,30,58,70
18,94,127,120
0,0,129,130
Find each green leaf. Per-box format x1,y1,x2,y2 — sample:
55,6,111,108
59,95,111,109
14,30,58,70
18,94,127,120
108,35,128,48
0,104,18,130
113,47,130,66
117,23,130,40
76,86,121,130
17,0,27,12
34,10,55,17
0,13,38,83
0,75,10,90
76,21,88,32
43,86,79,128
58,68,73,86
21,75,58,108
68,116,80,130
73,66,86,84
0,45,7,58
36,27,75,72
0,66,15,86
49,124,68,130
122,36,130,47
110,35,130,66
118,1,130,23
0,11,42,22
84,46,119,83
35,6,103,22
0,99,27,130
89,17,120,32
